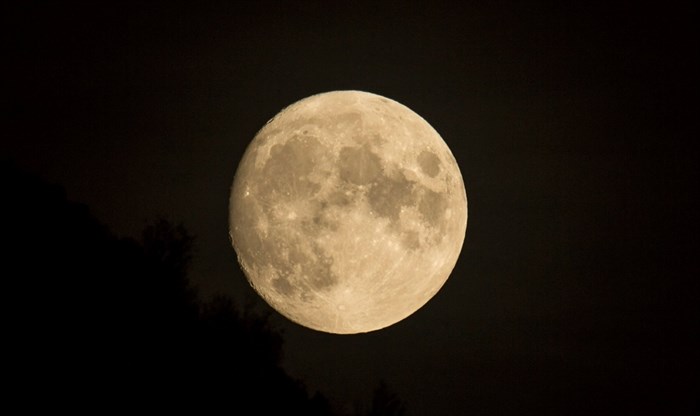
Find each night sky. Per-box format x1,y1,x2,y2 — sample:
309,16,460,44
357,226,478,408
6,1,698,414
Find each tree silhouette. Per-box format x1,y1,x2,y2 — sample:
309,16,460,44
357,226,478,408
365,381,408,416
2,160,333,414
3,160,409,415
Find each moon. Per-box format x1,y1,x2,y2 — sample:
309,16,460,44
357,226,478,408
229,90,467,334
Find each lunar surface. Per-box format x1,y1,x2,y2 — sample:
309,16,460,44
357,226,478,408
229,90,467,334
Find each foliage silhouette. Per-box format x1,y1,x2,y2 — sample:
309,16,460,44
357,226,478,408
3,160,334,414
3,161,410,415
365,381,408,416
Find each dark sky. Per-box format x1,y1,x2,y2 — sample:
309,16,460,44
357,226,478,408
5,1,698,414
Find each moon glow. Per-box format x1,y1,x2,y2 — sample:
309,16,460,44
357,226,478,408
229,91,467,334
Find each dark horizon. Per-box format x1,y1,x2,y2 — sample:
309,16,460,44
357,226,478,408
5,1,698,414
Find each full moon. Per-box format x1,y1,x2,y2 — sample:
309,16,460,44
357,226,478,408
229,91,467,334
